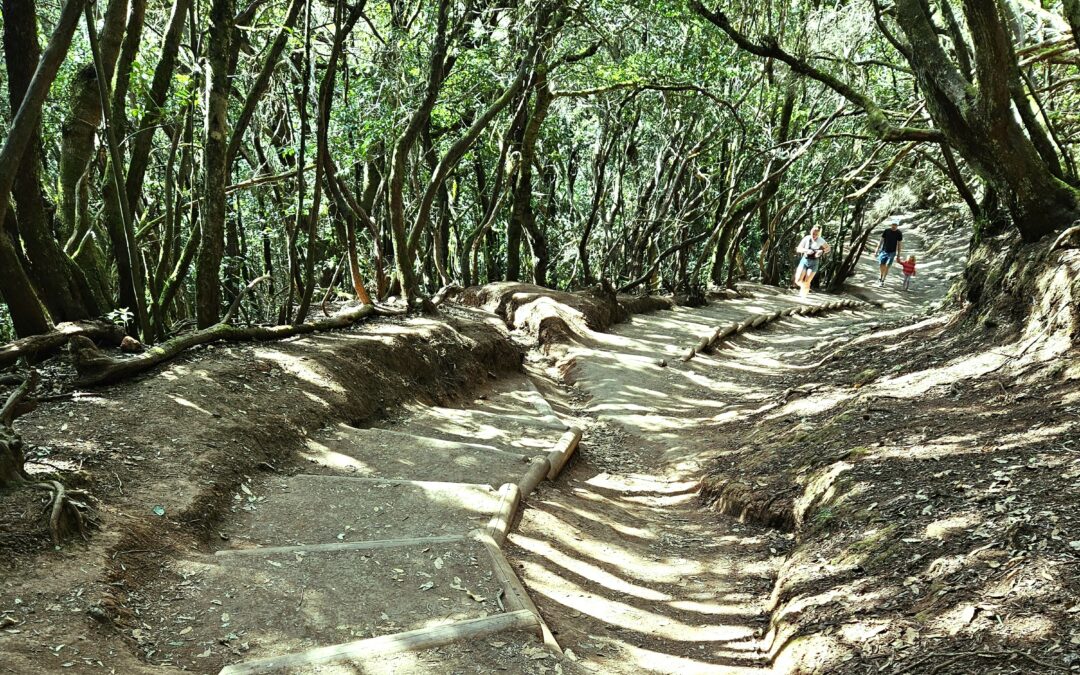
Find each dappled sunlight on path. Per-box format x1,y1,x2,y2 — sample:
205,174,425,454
509,464,784,673
510,211,971,673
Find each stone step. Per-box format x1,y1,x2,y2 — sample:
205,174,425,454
216,474,502,551
300,424,533,486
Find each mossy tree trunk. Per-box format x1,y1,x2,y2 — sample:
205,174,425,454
3,0,102,322
196,0,234,327
0,0,88,337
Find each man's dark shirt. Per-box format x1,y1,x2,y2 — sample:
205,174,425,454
881,228,903,253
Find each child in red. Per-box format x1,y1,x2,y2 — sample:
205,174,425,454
899,255,916,290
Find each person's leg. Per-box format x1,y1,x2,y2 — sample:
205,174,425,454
797,260,813,291
801,269,816,296
882,254,894,283
903,273,911,290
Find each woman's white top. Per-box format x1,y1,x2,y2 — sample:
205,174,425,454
798,235,827,258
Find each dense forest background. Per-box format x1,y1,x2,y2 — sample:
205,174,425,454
1,0,1078,343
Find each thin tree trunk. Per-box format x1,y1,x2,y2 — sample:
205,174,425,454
225,0,305,170
123,0,193,211
387,0,451,305
196,0,235,327
57,0,127,245
511,68,553,287
86,2,152,339
296,3,365,320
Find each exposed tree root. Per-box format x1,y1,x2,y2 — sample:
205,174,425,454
74,303,385,387
1,371,98,545
432,283,464,306
681,299,869,363
27,479,97,546
0,321,124,370
1050,223,1080,251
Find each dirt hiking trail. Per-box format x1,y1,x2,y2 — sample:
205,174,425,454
1,212,985,675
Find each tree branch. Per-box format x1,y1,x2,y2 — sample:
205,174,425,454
689,0,943,143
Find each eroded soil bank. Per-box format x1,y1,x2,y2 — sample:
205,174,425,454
697,223,1080,672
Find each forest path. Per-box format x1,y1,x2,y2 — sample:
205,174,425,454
117,213,959,674
508,211,964,673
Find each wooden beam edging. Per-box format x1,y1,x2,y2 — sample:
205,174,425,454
217,610,539,675
680,299,870,363
486,482,522,545
470,529,562,655
545,427,583,480
520,379,570,430
517,456,552,497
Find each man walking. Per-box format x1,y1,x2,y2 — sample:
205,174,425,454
876,217,903,286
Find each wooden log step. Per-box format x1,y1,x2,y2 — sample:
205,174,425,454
218,610,539,675
161,539,511,673
214,534,466,557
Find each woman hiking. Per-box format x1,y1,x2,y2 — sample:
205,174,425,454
794,225,830,297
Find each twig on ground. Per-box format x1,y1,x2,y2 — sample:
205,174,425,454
23,458,68,472
111,549,164,560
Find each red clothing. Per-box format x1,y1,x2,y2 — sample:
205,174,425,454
899,260,916,276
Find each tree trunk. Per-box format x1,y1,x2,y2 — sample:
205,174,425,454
123,0,193,211
87,0,151,339
1066,0,1080,53
893,0,1075,240
3,0,100,322
0,427,26,488
510,70,553,287
56,0,126,245
196,0,234,327
0,0,88,337
387,0,451,305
